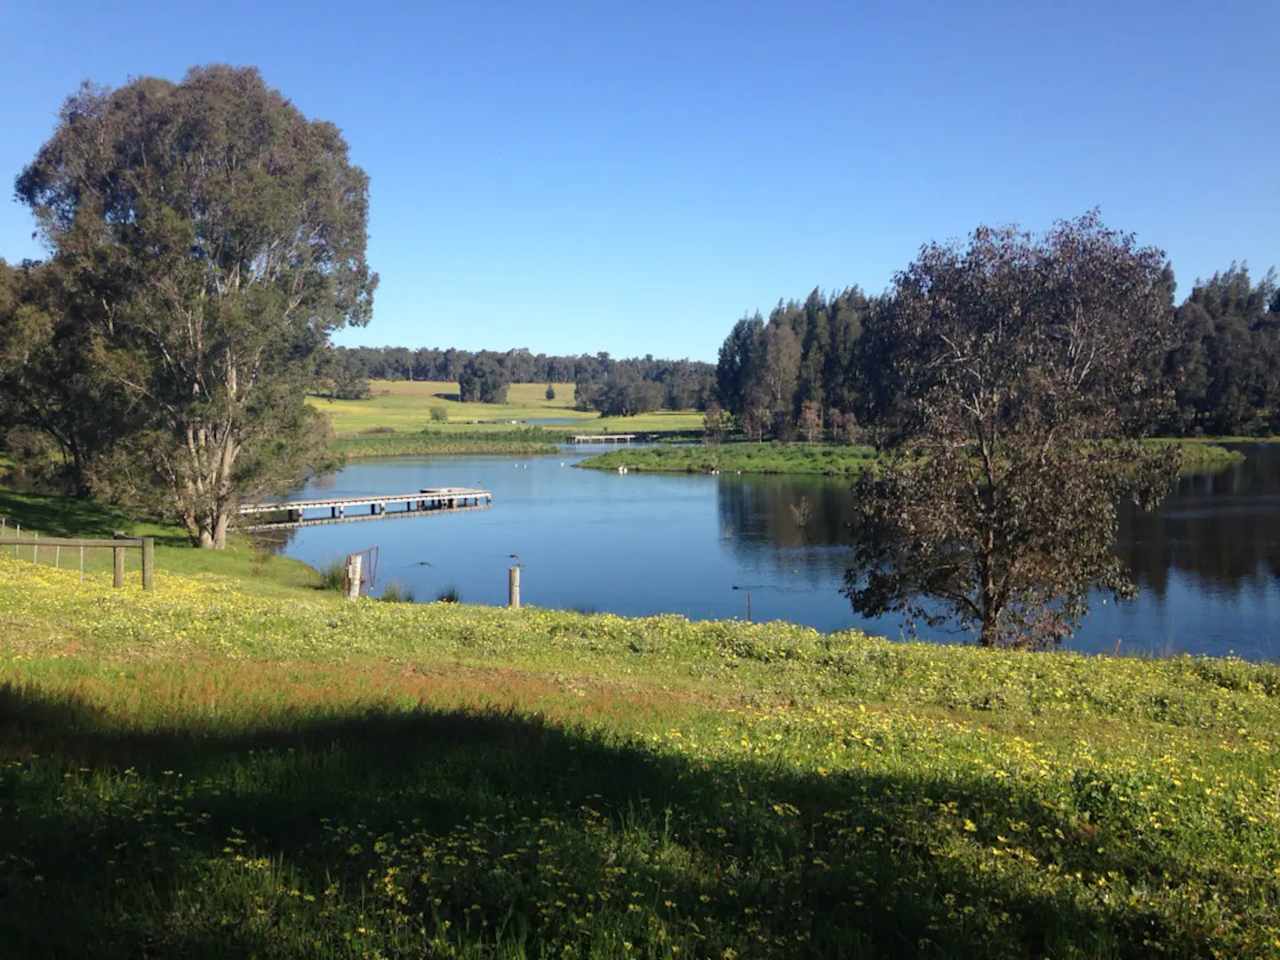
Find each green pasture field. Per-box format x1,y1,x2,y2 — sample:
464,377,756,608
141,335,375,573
309,380,590,436
0,484,1277,957
309,381,706,451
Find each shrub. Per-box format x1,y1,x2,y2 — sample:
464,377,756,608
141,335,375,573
380,581,416,603
318,560,347,592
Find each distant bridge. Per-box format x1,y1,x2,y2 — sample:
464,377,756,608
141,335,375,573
238,487,493,531
569,434,637,444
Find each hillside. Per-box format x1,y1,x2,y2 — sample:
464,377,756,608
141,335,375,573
0,550,1277,957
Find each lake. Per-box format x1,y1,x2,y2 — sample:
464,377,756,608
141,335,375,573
267,444,1280,661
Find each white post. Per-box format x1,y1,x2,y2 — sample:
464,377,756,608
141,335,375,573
345,553,363,600
508,566,521,609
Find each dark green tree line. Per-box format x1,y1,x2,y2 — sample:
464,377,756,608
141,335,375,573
330,345,714,413
715,268,1279,442
715,288,873,441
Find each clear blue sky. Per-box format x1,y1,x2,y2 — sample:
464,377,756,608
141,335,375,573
2,1,1276,361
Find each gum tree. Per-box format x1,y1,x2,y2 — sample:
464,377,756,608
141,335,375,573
846,213,1179,647
16,66,376,547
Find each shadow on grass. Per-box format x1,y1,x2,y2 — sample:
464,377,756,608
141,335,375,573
0,490,129,539
0,489,193,550
0,683,1224,959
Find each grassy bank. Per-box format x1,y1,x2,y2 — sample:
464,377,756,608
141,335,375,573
1149,439,1246,471
335,428,561,459
580,442,878,476
0,488,319,597
0,541,1278,957
581,440,1246,478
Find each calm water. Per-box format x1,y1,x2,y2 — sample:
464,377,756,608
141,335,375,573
269,444,1280,661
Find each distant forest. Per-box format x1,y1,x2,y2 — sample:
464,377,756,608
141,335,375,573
325,264,1279,436
322,346,716,415
715,264,1280,440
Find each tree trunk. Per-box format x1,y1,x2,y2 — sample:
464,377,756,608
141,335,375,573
212,510,230,550
979,616,999,647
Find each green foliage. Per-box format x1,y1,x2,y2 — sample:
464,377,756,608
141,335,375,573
0,558,1278,957
15,66,376,548
0,259,133,495
428,405,449,422
716,289,872,440
1166,265,1280,435
848,214,1181,648
458,355,509,404
379,580,415,603
318,559,348,593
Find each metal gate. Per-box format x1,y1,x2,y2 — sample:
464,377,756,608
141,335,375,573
344,545,379,598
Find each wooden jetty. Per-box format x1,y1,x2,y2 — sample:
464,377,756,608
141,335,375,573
570,434,637,444
238,487,492,531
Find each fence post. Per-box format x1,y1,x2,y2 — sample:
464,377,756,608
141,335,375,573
508,565,521,609
113,545,125,588
141,537,154,591
345,553,362,601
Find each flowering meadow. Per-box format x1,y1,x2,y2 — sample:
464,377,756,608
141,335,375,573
0,556,1278,958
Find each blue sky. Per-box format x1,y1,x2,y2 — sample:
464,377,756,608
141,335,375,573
1,1,1276,361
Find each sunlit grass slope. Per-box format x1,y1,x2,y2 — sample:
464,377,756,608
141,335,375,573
0,488,319,597
310,381,706,458
309,380,588,436
1,553,1278,957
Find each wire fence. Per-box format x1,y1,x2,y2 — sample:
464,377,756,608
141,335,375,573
0,515,154,588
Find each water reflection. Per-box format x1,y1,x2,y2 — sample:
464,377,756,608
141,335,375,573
1116,446,1280,596
270,446,1280,661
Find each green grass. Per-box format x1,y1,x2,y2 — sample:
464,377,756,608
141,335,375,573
334,429,560,458
0,488,321,598
0,498,1278,957
559,410,706,435
310,380,591,436
310,381,706,456
1147,439,1246,471
579,442,879,476
582,440,1247,478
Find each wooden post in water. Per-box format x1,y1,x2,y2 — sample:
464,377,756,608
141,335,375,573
113,545,125,588
508,565,521,609
345,553,362,601
141,537,154,591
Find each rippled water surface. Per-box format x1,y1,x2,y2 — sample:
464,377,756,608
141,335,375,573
270,444,1280,661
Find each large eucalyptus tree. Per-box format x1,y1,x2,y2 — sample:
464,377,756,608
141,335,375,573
17,65,376,547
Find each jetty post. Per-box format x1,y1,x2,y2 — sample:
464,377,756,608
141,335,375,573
508,565,521,609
